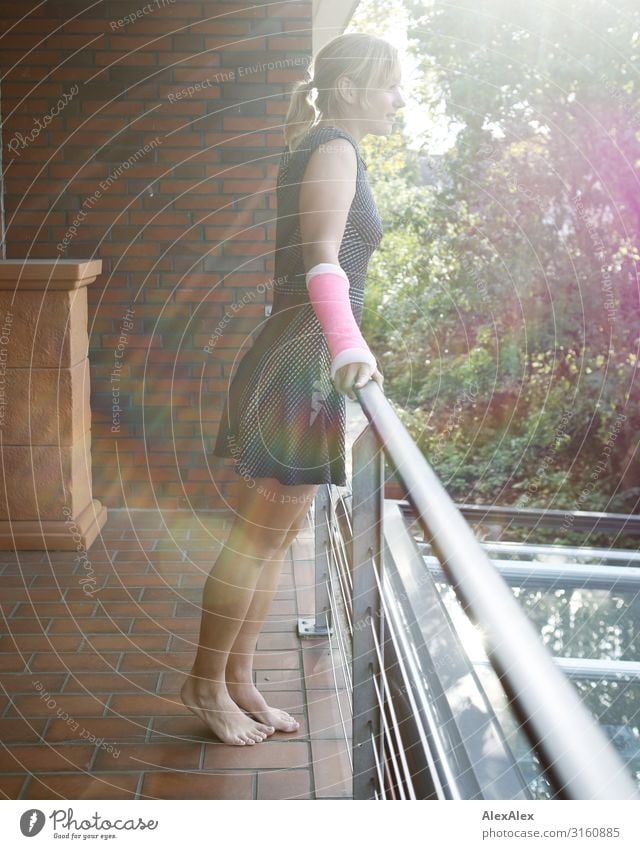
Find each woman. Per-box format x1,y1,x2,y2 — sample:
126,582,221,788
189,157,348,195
181,33,405,745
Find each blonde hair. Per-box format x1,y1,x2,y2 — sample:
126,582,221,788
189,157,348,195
283,32,401,152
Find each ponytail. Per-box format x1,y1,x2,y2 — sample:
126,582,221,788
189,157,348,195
283,77,317,152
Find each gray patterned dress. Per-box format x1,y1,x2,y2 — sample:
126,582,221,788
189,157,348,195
212,124,384,486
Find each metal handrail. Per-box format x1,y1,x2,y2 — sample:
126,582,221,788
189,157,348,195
351,379,639,801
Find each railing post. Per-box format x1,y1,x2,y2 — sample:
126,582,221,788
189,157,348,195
351,423,385,799
298,484,334,638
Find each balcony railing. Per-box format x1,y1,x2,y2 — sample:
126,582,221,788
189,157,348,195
301,380,640,800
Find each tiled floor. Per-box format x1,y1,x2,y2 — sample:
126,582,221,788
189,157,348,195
0,509,352,800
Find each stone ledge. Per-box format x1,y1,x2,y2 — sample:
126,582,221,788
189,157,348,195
0,498,108,551
0,260,102,290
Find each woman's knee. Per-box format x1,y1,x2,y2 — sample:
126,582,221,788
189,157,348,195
226,518,290,561
228,480,319,561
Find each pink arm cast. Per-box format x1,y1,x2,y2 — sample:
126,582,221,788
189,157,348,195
305,262,377,381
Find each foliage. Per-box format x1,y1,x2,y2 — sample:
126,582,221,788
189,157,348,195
350,0,640,513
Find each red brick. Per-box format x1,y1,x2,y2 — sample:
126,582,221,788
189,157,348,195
0,0,314,511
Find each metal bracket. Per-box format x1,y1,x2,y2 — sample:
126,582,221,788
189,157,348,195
297,616,334,639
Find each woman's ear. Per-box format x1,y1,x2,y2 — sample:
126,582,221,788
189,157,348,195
336,74,356,104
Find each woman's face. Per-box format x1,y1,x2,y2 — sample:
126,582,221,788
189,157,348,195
331,69,406,139
362,78,406,136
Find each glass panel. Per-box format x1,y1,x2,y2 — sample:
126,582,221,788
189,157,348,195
512,586,640,662
431,578,640,794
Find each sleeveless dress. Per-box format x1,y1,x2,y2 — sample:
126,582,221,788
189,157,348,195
212,124,384,486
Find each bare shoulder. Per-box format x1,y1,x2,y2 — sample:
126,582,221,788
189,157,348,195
303,135,358,181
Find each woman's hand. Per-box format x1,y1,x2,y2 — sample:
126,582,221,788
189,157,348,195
333,362,384,401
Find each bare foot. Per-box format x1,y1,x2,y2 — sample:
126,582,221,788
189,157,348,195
227,681,300,733
180,675,275,746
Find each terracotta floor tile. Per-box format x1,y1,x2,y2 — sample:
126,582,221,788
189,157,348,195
105,513,164,529
256,632,301,651
0,773,28,798
266,600,297,617
80,634,169,652
167,635,202,652
301,646,348,690
114,549,188,562
0,552,44,563
118,651,193,673
6,692,108,717
259,618,296,633
1,672,67,693
65,588,143,602
24,771,141,799
29,576,79,588
96,601,176,617
106,693,190,716
2,618,51,633
45,715,150,743
0,575,36,587
1,589,66,603
112,527,163,539
100,529,126,539
253,650,301,670
295,587,316,611
0,509,357,801
0,654,29,672
310,740,352,798
173,601,203,617
49,617,134,634
0,744,95,772
156,671,190,694
93,741,202,771
30,652,121,673
141,770,253,800
63,671,160,693
130,617,199,634
0,635,83,652
203,741,310,770
138,588,188,601
306,689,352,740
109,539,157,550
255,669,303,692
257,769,312,800
106,575,184,590
13,602,96,618
0,717,48,743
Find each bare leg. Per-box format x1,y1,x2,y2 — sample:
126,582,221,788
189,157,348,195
227,486,317,731
180,477,315,745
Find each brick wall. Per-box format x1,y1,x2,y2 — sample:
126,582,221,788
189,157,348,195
0,0,312,509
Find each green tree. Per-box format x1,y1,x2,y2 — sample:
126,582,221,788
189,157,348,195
352,0,640,512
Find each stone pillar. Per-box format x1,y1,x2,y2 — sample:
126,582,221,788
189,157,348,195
0,260,107,550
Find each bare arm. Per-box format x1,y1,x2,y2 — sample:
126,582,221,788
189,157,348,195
299,137,357,270
298,137,384,399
